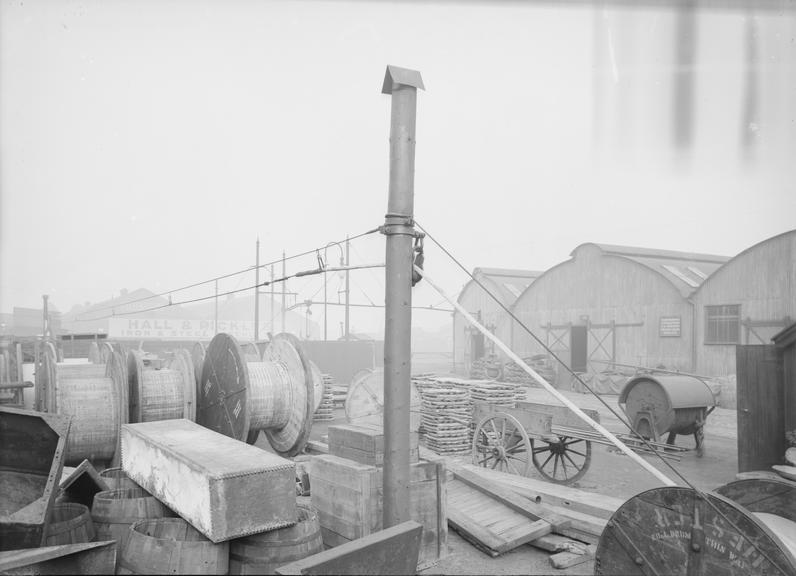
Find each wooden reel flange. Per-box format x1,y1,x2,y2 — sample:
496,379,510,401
595,485,796,575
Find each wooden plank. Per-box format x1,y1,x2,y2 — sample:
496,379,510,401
446,479,553,557
549,544,596,569
536,505,606,537
459,464,622,519
275,521,423,576
530,533,591,553
450,466,571,530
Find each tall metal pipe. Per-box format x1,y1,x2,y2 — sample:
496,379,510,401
381,65,424,528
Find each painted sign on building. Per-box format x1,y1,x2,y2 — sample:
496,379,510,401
108,318,272,341
659,316,682,338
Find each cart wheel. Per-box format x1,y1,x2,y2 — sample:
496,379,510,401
531,436,592,485
472,413,532,476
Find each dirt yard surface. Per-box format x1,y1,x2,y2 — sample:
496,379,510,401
295,381,739,576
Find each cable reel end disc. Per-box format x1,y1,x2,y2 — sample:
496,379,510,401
197,333,251,442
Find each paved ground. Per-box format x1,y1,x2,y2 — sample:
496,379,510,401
295,381,739,575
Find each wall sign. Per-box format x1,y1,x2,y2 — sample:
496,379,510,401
659,316,681,338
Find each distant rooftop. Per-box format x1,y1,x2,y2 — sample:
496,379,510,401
466,268,544,305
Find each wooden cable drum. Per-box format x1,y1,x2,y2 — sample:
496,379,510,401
345,368,422,431
197,332,313,457
118,517,229,575
44,502,95,546
229,502,323,575
308,360,324,414
87,342,102,364
127,349,196,423
99,467,141,491
39,347,128,465
92,487,176,565
191,341,208,394
595,485,796,575
240,341,262,363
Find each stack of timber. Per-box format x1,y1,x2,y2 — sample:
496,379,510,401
446,465,604,568
419,387,471,455
309,453,447,570
328,423,419,466
312,375,335,422
456,464,618,545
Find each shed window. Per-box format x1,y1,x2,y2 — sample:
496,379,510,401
705,305,740,344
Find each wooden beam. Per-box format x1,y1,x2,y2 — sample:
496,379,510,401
450,466,571,530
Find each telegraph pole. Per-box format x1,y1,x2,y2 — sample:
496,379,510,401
281,251,286,333
345,235,350,340
214,280,219,333
381,65,424,529
270,264,275,335
255,238,260,341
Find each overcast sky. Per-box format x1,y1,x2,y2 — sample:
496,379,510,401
2,0,794,334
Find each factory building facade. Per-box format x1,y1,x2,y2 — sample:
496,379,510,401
452,268,541,375
501,244,728,385
692,229,796,377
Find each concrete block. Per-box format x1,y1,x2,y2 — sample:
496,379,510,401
121,419,296,542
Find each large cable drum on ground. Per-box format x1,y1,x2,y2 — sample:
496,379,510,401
197,332,313,457
127,349,195,423
595,483,796,575
37,345,128,465
618,374,715,454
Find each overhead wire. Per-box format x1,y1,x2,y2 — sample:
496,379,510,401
414,219,791,574
75,227,381,321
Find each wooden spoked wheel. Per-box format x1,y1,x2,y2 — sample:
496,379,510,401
472,413,532,476
531,435,592,485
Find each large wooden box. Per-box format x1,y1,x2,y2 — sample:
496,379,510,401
327,423,419,466
121,419,296,543
310,454,447,569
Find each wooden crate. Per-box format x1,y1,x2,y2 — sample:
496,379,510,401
121,419,297,543
310,454,447,569
327,423,419,466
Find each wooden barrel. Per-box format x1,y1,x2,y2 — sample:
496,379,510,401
119,518,229,575
44,502,95,545
229,503,323,574
99,467,140,490
92,488,175,562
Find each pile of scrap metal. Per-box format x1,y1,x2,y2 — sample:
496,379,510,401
0,407,116,574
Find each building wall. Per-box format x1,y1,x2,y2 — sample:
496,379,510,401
504,245,695,379
693,230,796,377
453,276,508,374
